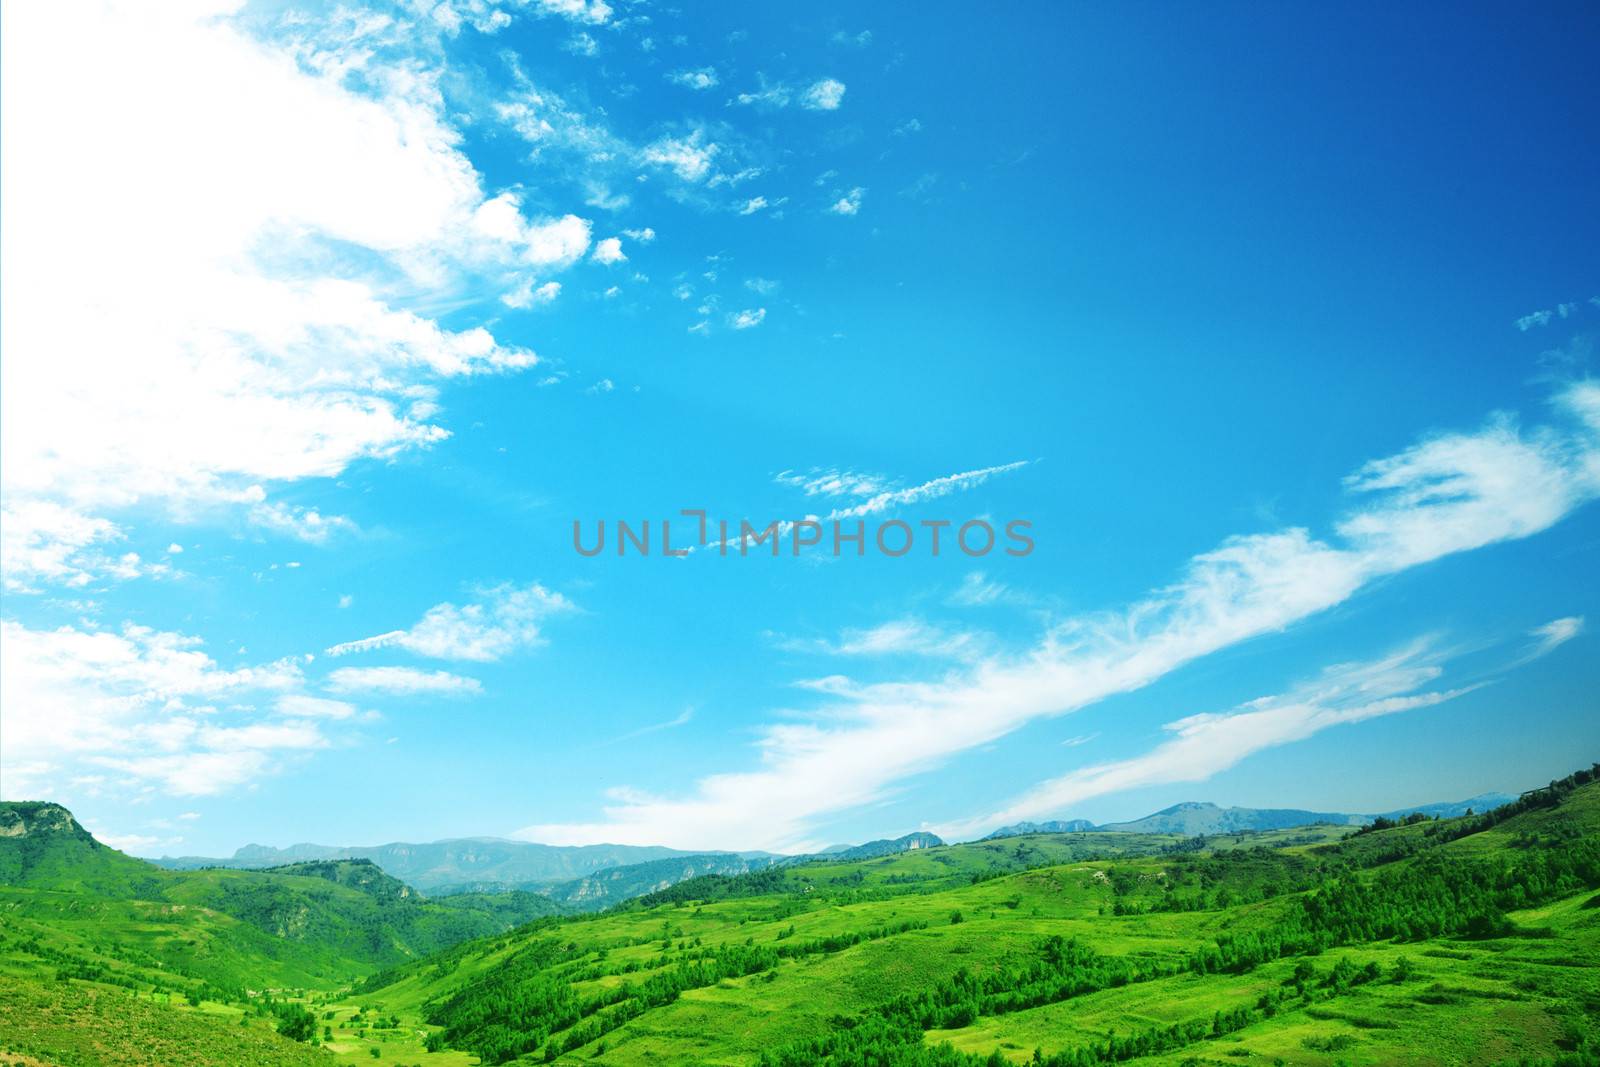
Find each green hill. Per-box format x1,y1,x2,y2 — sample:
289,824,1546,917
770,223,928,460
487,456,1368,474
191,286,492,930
0,802,564,991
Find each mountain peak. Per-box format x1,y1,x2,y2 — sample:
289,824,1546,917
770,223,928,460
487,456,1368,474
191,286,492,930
830,832,944,860
0,801,94,842
1153,802,1221,815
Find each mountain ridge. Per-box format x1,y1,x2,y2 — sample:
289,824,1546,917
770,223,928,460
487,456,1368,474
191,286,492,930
981,791,1520,840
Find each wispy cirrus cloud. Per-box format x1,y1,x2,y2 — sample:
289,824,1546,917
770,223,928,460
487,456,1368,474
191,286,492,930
326,666,484,696
1510,615,1585,667
775,619,987,662
821,461,1031,522
937,641,1475,840
698,460,1033,555
326,582,574,661
607,707,695,745
774,468,890,498
519,383,1600,850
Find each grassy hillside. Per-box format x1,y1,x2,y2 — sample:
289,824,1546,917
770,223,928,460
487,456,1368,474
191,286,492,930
337,767,1600,1066
0,977,333,1067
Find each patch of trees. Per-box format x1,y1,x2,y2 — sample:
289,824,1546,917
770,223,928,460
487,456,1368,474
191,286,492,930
631,866,793,908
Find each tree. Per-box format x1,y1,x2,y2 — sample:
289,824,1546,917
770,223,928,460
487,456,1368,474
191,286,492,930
276,1005,316,1043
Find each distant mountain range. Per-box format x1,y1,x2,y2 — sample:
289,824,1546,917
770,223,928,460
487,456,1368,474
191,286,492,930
154,837,773,893
982,792,1518,840
978,819,1095,839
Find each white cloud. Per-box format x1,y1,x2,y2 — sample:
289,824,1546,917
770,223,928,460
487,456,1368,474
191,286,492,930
2,3,590,592
729,308,767,330
248,501,357,545
326,582,574,661
623,227,656,242
518,383,1600,850
744,277,780,295
89,830,163,854
275,694,359,720
0,619,321,800
738,196,769,215
733,78,792,109
591,236,626,264
2,500,132,591
667,67,718,90
831,30,872,48
564,31,599,57
502,279,562,309
801,78,847,111
326,666,483,696
642,132,719,182
529,0,612,24
424,0,513,34
827,187,865,215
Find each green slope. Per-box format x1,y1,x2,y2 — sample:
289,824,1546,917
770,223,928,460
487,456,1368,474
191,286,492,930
0,975,334,1067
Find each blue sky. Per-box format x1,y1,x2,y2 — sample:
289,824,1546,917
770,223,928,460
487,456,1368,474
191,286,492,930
1,0,1597,857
